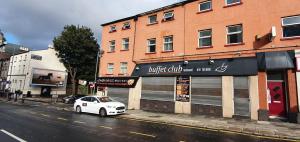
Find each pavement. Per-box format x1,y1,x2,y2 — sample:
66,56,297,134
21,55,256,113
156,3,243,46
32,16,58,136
1,97,300,141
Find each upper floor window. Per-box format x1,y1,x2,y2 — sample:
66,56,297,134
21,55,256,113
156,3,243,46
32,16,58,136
109,40,115,52
120,62,128,74
148,15,158,24
227,24,243,44
163,11,174,21
122,22,131,30
107,63,114,74
199,29,212,48
226,0,241,5
110,25,117,33
282,15,300,38
163,36,173,51
199,1,212,12
147,39,156,53
122,38,129,50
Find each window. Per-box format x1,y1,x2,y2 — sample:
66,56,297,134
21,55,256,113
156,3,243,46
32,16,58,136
199,29,212,47
163,11,174,21
122,22,130,30
226,0,241,5
122,38,129,50
147,39,156,53
120,62,128,74
23,65,25,74
148,15,157,24
163,36,173,51
107,63,114,74
109,40,115,52
227,24,243,44
234,77,250,116
191,77,222,106
142,77,175,101
199,1,212,11
24,55,27,61
282,15,300,38
110,25,116,32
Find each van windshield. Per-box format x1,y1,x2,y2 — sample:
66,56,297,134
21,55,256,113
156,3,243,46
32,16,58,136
97,97,113,102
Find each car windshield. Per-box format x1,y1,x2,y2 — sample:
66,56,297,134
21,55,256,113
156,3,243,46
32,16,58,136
97,97,113,102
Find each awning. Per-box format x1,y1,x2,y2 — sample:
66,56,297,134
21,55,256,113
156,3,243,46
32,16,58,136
257,51,295,71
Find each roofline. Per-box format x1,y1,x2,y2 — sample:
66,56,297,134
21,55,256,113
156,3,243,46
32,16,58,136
101,0,196,26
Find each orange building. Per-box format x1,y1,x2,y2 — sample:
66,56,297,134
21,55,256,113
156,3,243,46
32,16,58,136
99,0,300,123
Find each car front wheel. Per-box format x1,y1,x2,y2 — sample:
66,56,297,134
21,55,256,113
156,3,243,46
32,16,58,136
76,106,81,113
99,108,107,117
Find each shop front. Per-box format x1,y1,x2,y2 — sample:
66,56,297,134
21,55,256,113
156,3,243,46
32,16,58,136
132,57,259,119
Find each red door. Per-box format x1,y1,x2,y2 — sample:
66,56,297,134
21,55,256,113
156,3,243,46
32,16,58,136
267,82,286,117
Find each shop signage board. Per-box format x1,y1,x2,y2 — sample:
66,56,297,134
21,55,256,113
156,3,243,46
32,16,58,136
176,76,190,102
132,57,258,77
96,77,139,88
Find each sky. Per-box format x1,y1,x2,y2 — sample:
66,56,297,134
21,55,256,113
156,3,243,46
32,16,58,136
0,0,181,50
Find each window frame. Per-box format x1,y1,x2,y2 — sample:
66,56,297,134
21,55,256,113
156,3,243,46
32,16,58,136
282,15,300,38
199,0,212,12
110,25,117,32
122,22,131,30
148,15,158,24
147,38,156,53
198,29,212,48
226,24,243,44
163,36,174,52
225,0,241,6
122,38,129,50
107,63,114,74
109,40,116,52
163,11,174,21
120,62,128,74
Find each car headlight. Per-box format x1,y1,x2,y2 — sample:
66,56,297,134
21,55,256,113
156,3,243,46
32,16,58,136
107,106,116,108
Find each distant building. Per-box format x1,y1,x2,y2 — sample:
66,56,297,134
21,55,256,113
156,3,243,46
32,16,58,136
7,46,68,97
0,52,10,91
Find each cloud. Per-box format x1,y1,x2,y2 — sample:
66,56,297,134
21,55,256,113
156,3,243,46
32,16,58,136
0,0,177,50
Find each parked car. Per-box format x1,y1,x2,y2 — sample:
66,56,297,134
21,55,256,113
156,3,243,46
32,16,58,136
63,95,86,104
74,96,126,117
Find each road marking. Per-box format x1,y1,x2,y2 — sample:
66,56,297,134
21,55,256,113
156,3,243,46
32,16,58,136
40,114,50,117
98,126,113,130
74,121,86,124
57,117,68,121
129,131,156,138
1,129,27,142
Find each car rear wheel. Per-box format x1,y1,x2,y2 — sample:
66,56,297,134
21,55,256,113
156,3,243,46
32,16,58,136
99,108,107,117
76,106,81,113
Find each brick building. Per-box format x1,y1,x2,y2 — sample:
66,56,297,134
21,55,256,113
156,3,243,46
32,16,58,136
98,0,300,122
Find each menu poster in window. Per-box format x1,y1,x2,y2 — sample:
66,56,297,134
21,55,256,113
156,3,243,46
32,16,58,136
176,76,190,102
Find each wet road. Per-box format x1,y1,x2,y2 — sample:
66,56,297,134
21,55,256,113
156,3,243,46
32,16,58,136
0,102,293,142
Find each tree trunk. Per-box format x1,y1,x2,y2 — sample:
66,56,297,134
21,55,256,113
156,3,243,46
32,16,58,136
71,77,76,95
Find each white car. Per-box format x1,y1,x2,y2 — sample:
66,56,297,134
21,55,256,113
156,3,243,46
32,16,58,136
74,96,126,117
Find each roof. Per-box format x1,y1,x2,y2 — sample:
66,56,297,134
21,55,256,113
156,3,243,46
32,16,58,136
101,0,197,26
2,43,30,55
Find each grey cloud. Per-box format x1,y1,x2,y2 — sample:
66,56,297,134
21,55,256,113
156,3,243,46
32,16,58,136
0,0,177,50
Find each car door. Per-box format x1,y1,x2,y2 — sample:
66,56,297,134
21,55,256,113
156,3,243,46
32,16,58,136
88,97,100,114
80,97,90,112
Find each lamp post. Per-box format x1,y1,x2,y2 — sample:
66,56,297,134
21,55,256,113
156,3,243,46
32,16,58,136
93,44,103,95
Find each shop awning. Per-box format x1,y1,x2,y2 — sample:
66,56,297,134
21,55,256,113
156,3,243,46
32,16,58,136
257,51,295,71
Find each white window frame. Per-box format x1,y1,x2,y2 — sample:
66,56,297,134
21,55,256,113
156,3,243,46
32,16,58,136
282,15,300,38
148,15,158,24
163,36,173,51
199,0,212,12
110,25,116,32
226,24,243,44
123,22,131,29
109,40,115,52
198,29,212,48
107,63,114,74
147,38,156,53
225,0,241,6
122,38,129,50
120,62,128,74
163,11,174,20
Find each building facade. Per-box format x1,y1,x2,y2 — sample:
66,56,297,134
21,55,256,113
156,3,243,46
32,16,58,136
7,46,68,97
99,0,300,122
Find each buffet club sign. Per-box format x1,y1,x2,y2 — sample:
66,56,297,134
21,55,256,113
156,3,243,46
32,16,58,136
96,77,139,88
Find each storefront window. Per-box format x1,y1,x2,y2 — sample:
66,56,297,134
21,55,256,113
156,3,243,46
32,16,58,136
234,77,250,116
142,77,175,101
191,77,222,106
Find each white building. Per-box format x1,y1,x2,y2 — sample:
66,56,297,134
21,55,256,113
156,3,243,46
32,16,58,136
7,46,68,96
